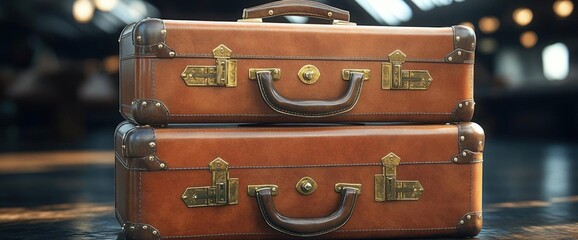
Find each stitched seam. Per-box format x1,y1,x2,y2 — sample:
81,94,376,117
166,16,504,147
138,171,142,222
152,61,155,97
165,161,456,171
470,163,473,211
169,112,453,117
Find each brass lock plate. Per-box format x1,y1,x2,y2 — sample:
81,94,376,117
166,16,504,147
382,50,432,90
298,64,320,84
296,177,318,195
180,44,237,87
181,157,239,207
375,152,424,201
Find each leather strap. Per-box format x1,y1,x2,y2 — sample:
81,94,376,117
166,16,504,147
255,71,365,118
255,187,359,237
242,0,350,21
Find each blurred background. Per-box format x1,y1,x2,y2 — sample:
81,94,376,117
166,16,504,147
0,0,577,152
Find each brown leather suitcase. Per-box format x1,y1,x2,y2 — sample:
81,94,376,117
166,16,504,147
115,121,484,239
118,1,476,125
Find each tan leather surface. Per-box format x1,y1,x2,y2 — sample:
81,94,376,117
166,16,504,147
119,19,474,124
115,123,483,239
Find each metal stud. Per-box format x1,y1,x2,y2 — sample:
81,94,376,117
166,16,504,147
448,56,453,62
152,230,158,235
460,136,465,141
169,51,175,57
160,29,166,35
458,103,463,108
271,187,277,191
462,151,467,157
467,215,472,220
459,220,465,224
268,10,274,15
453,157,458,162
465,101,469,106
136,36,142,42
456,36,460,41
142,225,148,230
155,102,161,107
129,226,135,231
158,44,163,49
327,11,333,17
160,163,166,168
458,51,462,56
182,195,187,199
471,42,475,48
478,214,482,219
149,156,155,161
149,142,156,148
479,141,483,146
122,145,126,149
142,101,147,106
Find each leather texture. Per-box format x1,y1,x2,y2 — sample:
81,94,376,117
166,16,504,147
115,121,484,239
242,0,350,21
119,15,476,125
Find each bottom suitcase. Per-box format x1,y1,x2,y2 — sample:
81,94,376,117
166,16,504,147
115,121,484,239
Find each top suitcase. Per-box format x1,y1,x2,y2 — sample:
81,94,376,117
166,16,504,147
118,0,476,125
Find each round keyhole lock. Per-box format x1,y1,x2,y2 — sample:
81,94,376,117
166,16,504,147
296,177,318,195
297,65,320,85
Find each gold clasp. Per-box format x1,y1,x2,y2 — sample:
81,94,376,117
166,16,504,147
382,50,432,90
180,44,237,87
181,157,239,207
375,152,424,201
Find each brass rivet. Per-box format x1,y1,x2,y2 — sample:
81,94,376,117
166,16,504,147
182,195,187,199
160,163,166,168
458,51,462,56
460,136,465,141
181,73,187,77
453,157,458,162
471,42,475,48
479,141,483,146
462,151,467,156
136,36,142,42
160,29,166,35
460,220,465,224
142,101,147,106
149,142,156,148
465,101,469,106
121,226,125,230
456,36,461,41
458,103,463,108
268,10,274,15
155,102,161,107
142,225,148,230
271,187,277,191
479,214,482,219
327,11,333,17
302,182,313,191
448,56,453,61
467,215,472,220
149,156,155,161
158,44,163,49
152,230,158,235
169,51,175,57
129,226,135,231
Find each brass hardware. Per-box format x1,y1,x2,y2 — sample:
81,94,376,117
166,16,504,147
382,50,432,90
247,185,278,197
374,152,424,201
296,177,318,195
249,68,281,81
180,44,237,87
335,183,362,194
181,158,239,207
298,65,320,85
342,69,370,81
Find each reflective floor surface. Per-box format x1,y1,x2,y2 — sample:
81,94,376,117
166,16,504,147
1,139,577,239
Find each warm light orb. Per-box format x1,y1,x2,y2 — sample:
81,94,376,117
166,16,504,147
95,0,118,12
513,8,533,26
460,21,474,30
554,0,574,18
520,31,538,48
73,0,94,23
479,16,500,34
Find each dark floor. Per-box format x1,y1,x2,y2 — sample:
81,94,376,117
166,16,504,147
0,139,577,239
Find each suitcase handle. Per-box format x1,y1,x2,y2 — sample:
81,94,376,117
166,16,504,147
255,71,365,117
241,0,350,22
253,185,360,237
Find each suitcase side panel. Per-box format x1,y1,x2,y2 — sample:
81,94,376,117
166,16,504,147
115,123,483,239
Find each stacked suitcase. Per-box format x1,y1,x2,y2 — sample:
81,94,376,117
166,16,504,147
115,1,484,239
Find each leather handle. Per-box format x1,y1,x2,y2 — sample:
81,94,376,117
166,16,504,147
255,71,365,118
255,187,359,237
242,0,350,22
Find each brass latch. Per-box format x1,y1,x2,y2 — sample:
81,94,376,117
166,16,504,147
181,157,239,207
375,152,424,201
180,44,237,87
382,50,432,90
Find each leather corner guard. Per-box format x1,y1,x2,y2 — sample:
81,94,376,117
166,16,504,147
119,123,167,171
123,222,161,240
131,99,170,126
450,100,475,122
133,18,175,58
452,123,485,164
446,25,475,64
455,212,482,238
